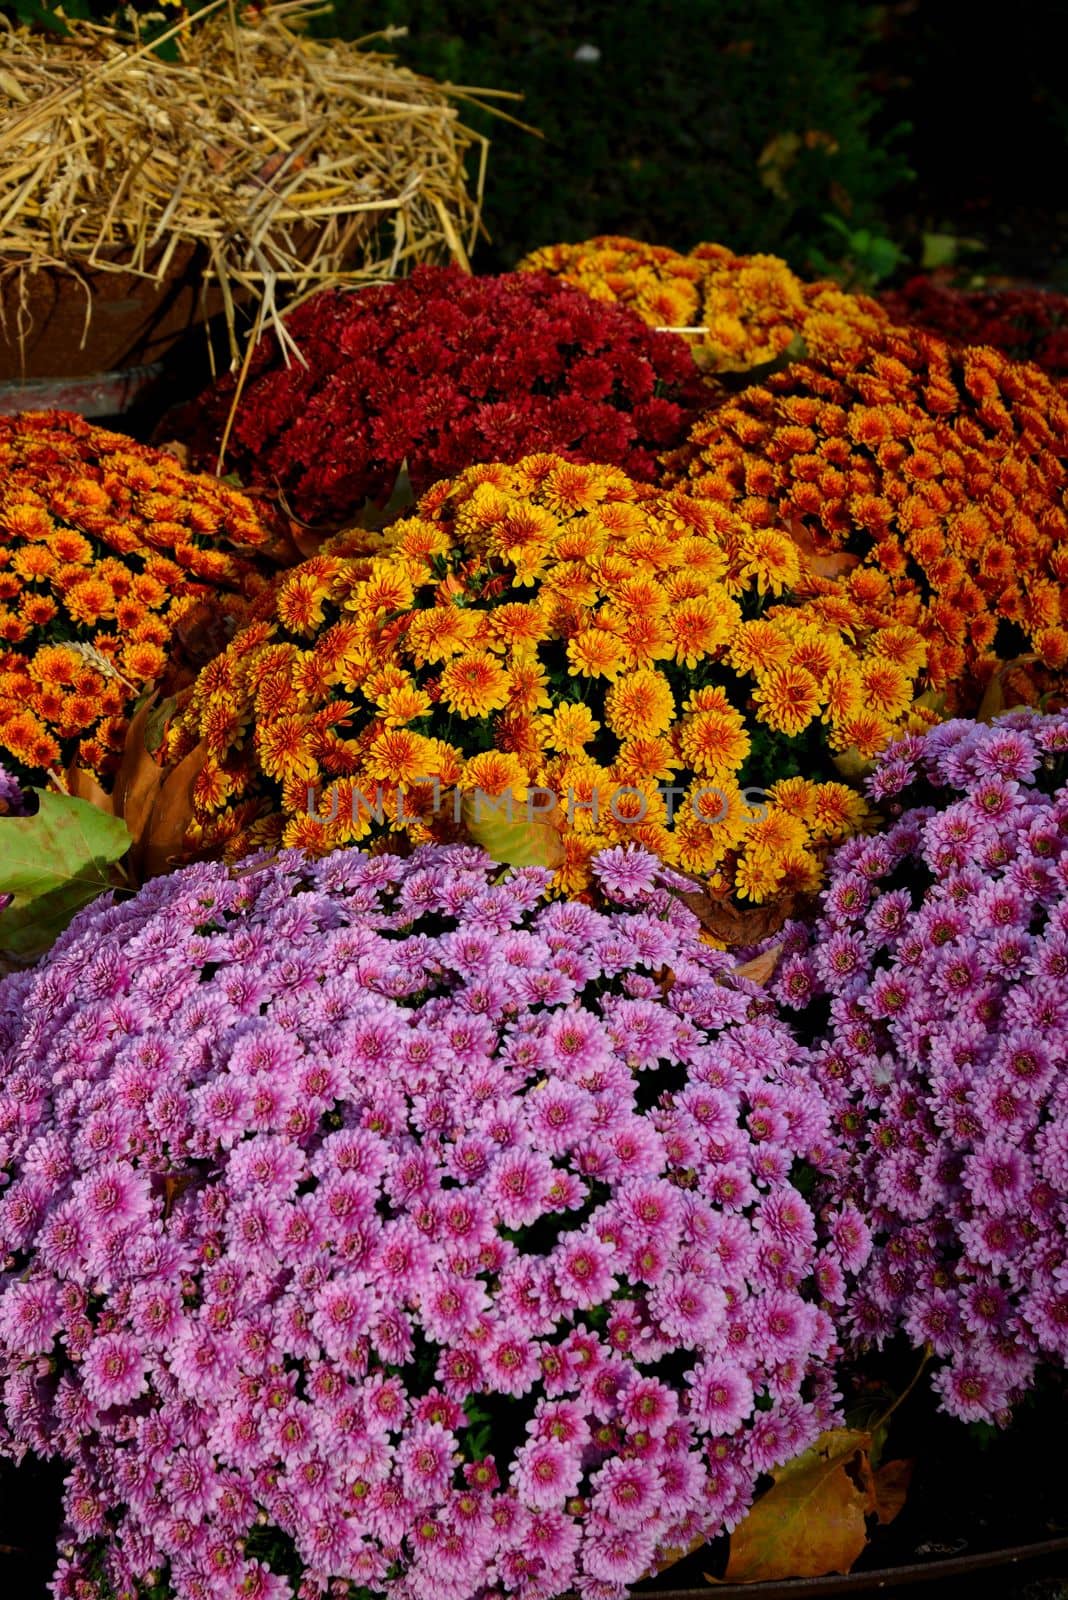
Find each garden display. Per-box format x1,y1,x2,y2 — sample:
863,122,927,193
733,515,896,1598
162,454,931,907
0,3,488,380
2,16,1068,1583
179,267,709,528
662,322,1068,711
0,412,276,783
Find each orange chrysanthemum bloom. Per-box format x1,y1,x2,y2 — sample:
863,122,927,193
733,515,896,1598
0,411,276,781
166,455,927,902
663,325,1068,711
519,235,891,374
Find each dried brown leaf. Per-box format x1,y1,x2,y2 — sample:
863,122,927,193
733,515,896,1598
977,654,1041,724
111,695,166,851
172,600,236,669
721,1429,874,1584
872,1457,913,1526
135,738,210,880
671,880,798,949
786,515,862,580
733,941,783,987
63,763,114,816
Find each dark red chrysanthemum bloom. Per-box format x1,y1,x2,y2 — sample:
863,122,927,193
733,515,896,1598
180,265,710,526
882,275,1068,383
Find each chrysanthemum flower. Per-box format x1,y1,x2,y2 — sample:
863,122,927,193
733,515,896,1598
1,842,859,1599
164,457,928,907
881,275,1068,383
0,412,276,781
176,265,710,527
662,325,1068,711
767,711,1068,1424
520,235,891,374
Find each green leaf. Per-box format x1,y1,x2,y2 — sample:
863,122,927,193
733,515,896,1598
0,791,132,960
921,231,960,270
460,790,565,870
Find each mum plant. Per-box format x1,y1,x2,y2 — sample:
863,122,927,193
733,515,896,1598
0,412,275,783
0,843,860,1600
164,456,933,904
662,325,1068,709
881,276,1068,385
180,266,708,529
518,237,890,374
766,711,1068,1423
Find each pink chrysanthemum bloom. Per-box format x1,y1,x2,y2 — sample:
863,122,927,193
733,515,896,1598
2,843,851,1600
764,711,1068,1426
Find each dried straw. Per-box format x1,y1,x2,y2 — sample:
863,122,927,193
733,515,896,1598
0,1,511,361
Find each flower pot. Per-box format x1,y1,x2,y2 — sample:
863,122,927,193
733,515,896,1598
0,243,230,381
627,1533,1068,1596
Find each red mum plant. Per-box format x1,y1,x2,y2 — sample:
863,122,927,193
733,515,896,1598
178,265,710,529
881,275,1068,385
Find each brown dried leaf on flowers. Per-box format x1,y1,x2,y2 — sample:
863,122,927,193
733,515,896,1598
669,874,800,950
733,942,784,987
785,515,862,581
136,739,211,881
111,697,167,851
717,1429,911,1584
63,763,114,814
976,654,1041,724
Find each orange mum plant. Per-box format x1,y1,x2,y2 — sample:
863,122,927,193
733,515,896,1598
164,455,933,907
0,412,276,782
518,235,890,374
661,326,1068,710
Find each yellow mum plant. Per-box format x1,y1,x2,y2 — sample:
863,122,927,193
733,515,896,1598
519,235,890,374
165,456,932,902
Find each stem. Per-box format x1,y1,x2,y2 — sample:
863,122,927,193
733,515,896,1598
872,1344,933,1435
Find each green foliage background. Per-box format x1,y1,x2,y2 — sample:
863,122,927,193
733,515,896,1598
315,0,910,272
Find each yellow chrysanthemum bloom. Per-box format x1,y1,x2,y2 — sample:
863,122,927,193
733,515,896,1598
540,701,601,755
166,455,929,906
518,234,892,374
604,669,675,739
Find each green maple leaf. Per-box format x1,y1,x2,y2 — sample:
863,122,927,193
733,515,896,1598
0,791,132,961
